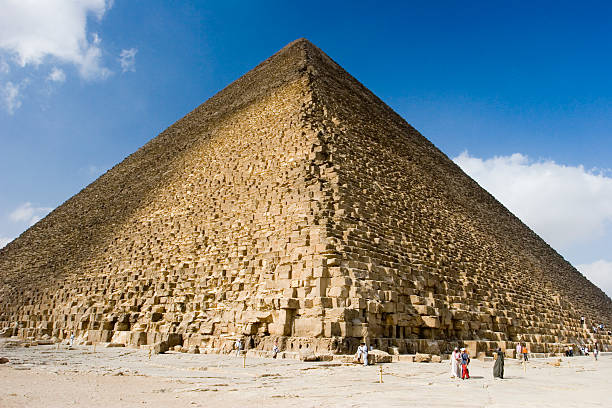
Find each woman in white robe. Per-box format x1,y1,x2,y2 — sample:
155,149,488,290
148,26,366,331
451,347,461,378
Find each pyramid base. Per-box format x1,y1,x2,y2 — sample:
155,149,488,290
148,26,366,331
10,327,612,355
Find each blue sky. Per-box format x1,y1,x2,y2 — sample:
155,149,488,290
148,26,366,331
1,1,611,294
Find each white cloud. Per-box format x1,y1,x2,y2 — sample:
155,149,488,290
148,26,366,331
9,202,53,226
577,260,612,299
0,236,12,248
453,152,612,251
47,67,66,83
0,60,8,74
1,80,26,114
0,0,113,80
119,48,137,73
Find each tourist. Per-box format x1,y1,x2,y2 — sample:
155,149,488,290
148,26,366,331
581,316,585,326
493,348,504,379
450,347,461,378
522,345,529,361
460,348,470,380
235,338,243,357
356,342,369,366
516,343,522,360
272,342,280,359
69,332,75,347
593,347,599,361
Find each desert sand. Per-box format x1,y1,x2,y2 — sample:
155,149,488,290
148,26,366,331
0,340,609,408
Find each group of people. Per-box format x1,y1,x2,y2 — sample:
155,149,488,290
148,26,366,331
581,316,608,335
578,345,600,360
515,343,529,361
451,347,505,380
231,337,600,377
450,347,471,379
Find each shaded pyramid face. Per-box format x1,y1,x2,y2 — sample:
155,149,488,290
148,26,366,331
1,39,611,354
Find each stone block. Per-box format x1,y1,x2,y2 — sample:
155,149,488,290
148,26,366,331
294,318,323,338
414,353,432,363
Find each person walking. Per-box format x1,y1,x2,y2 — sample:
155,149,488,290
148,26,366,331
272,343,280,359
451,347,461,378
516,343,522,360
522,345,529,361
493,348,504,379
593,347,599,361
234,338,243,357
460,348,470,380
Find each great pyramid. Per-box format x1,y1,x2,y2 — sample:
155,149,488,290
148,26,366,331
1,39,610,356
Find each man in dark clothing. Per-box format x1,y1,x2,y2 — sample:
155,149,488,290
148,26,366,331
493,348,504,379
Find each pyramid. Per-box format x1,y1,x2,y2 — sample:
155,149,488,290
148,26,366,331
1,39,610,356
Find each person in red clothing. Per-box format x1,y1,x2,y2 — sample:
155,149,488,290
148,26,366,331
460,348,470,379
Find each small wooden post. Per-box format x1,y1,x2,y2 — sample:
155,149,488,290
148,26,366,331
93,342,96,353
148,348,152,360
243,352,246,368
379,365,383,383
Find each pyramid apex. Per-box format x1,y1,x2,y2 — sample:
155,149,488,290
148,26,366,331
287,37,314,46
276,37,318,55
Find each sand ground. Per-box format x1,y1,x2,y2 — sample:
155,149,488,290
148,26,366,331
0,340,608,408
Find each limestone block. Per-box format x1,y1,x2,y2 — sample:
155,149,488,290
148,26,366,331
294,318,323,337
422,316,440,328
414,353,432,363
280,298,299,309
369,349,392,363
153,341,169,354
382,302,396,313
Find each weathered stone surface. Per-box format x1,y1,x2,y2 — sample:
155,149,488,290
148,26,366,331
153,341,169,355
299,350,318,362
369,349,392,363
0,39,610,356
414,353,432,363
